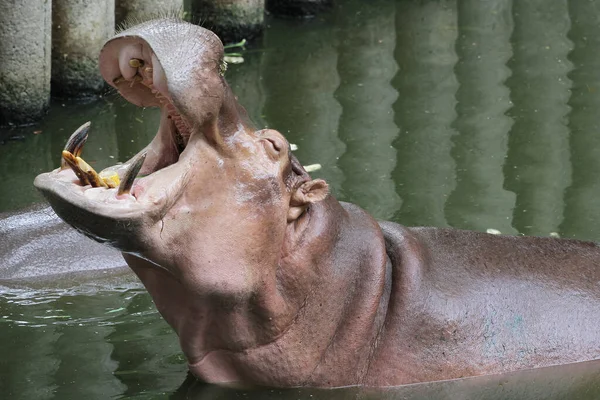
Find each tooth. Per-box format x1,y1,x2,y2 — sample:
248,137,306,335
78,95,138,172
74,156,108,188
62,150,90,186
61,122,90,170
129,58,144,68
118,151,147,195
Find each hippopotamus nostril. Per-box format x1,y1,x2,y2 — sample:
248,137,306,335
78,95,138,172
256,129,288,159
267,138,281,152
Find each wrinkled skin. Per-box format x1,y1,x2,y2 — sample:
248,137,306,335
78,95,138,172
34,19,600,387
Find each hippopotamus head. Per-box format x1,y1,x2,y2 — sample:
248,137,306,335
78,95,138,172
35,18,330,284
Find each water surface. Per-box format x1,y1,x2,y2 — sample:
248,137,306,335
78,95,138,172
3,0,600,398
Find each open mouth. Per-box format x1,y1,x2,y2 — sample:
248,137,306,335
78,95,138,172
32,19,233,249
35,49,196,219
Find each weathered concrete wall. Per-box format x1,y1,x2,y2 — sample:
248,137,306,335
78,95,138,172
0,0,52,126
191,0,264,43
116,0,184,27
266,0,332,17
52,0,115,97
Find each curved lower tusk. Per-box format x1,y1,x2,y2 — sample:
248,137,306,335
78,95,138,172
118,151,147,196
61,122,90,170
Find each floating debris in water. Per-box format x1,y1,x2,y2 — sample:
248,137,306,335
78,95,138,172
224,55,244,64
304,164,322,173
549,232,560,238
223,39,246,66
34,315,71,319
290,143,298,151
486,228,501,235
224,38,246,50
106,307,126,314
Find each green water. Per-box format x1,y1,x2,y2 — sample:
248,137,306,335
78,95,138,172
3,0,600,398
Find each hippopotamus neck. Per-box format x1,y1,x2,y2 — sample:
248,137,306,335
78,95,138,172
211,197,394,386
147,196,389,386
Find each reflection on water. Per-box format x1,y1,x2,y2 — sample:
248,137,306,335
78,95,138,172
446,0,516,234
0,285,184,399
260,14,345,195
504,0,573,237
3,0,600,398
392,0,458,227
336,0,401,220
561,0,600,240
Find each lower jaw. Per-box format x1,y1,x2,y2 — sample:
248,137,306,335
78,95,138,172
35,180,144,251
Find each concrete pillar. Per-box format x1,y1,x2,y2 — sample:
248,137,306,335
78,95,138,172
0,0,51,126
115,0,184,27
266,0,332,17
445,0,517,234
504,0,572,237
335,0,401,221
52,0,115,97
392,0,459,228
191,0,264,44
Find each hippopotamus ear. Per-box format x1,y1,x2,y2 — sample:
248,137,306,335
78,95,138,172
288,179,329,222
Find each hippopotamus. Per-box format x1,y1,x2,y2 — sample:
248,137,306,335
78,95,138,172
33,18,600,388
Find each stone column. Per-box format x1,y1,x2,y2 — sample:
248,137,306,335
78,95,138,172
0,0,51,126
266,0,332,17
115,0,184,27
52,0,115,97
191,0,264,44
